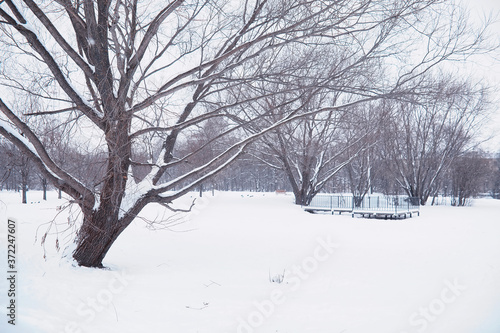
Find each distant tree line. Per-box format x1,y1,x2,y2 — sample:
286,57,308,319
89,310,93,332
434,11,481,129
2,111,498,207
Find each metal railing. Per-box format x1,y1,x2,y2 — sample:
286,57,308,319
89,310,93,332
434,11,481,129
354,195,420,214
306,194,420,215
308,194,353,211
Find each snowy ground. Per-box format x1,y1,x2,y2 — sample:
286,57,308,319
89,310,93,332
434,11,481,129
1,190,500,333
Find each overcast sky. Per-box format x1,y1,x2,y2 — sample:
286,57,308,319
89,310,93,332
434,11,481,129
460,0,500,153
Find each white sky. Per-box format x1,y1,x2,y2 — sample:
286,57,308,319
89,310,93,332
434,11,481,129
0,1,498,153
460,0,500,153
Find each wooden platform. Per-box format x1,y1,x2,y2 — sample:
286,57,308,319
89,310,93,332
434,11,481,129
304,206,353,215
303,194,420,219
351,209,420,219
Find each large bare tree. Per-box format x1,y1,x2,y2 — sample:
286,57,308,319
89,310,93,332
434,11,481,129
0,0,493,267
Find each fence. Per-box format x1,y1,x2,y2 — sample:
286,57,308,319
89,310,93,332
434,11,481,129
353,195,420,218
304,194,420,219
307,194,353,212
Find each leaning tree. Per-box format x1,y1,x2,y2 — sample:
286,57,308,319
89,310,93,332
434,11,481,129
0,0,493,267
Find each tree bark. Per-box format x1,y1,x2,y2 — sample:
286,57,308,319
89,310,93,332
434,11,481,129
72,206,128,267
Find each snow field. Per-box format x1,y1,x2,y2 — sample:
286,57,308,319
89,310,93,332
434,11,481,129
0,190,500,332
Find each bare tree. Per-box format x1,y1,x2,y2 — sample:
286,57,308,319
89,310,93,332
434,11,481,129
492,153,500,199
342,102,386,205
261,110,348,206
0,141,33,202
0,138,14,190
255,94,385,206
449,151,490,206
379,76,489,205
0,0,493,267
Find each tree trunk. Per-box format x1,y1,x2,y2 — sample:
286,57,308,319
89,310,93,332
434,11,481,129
293,186,315,206
42,177,47,200
72,208,128,268
21,159,29,204
22,184,27,204
294,190,306,205
354,195,364,207
70,109,132,267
